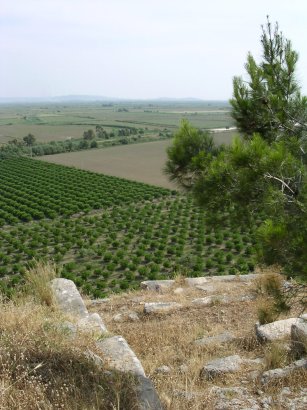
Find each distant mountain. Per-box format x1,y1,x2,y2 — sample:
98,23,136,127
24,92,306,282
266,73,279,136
0,95,230,104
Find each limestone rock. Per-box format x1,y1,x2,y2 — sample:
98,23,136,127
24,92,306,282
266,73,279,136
200,355,243,379
194,331,235,346
192,295,229,306
141,280,174,292
278,388,307,410
135,375,164,410
291,320,307,355
185,277,211,287
144,302,182,314
50,278,88,318
195,284,216,293
155,365,171,374
128,312,140,321
77,312,107,336
256,318,302,342
84,349,104,369
211,386,260,410
261,358,307,384
113,313,124,322
186,273,258,287
96,335,145,377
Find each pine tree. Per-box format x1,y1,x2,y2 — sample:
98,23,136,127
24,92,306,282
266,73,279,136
230,17,307,143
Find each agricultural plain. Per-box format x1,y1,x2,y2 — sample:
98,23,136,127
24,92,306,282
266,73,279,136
0,101,234,144
0,157,256,298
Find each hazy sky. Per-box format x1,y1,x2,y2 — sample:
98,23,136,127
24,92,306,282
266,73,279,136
1,0,307,100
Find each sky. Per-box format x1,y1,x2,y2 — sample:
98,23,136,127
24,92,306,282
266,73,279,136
1,0,307,100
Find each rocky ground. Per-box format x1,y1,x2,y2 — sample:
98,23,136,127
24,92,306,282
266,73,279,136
86,272,307,409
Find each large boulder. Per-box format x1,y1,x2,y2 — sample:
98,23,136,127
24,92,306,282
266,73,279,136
96,336,146,377
50,278,88,318
135,375,164,410
256,318,302,342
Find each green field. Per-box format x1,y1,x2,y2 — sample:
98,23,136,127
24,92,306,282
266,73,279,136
0,101,234,144
0,157,256,297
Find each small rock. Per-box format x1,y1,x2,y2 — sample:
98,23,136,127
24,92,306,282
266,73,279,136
195,284,216,293
155,365,171,374
211,386,260,410
192,295,229,306
128,312,140,321
144,302,182,314
280,387,291,396
113,313,124,322
113,311,139,322
200,355,243,379
141,280,174,292
194,331,235,346
261,358,307,384
239,294,256,302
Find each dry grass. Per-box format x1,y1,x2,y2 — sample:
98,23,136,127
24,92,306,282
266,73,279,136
88,273,307,409
0,295,139,409
23,260,58,306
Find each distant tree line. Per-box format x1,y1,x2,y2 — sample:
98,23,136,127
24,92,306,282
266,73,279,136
0,125,173,159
